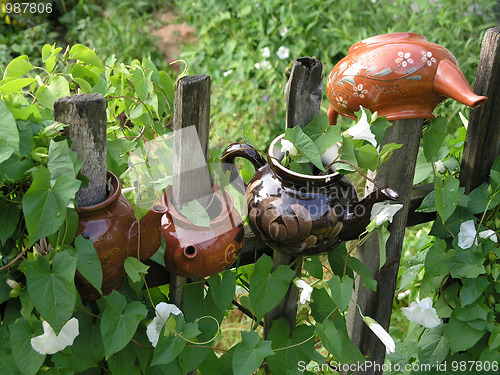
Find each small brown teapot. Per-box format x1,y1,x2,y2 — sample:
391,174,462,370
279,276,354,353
221,135,400,256
76,171,167,300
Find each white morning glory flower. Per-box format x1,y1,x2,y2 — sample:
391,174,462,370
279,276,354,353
370,201,403,227
223,69,233,77
254,60,271,71
294,279,313,304
402,297,441,328
261,47,271,58
478,230,498,243
277,46,290,60
279,26,289,37
31,318,79,355
321,142,342,172
458,220,477,249
281,139,298,156
345,107,377,147
146,302,183,347
363,316,395,354
434,160,446,173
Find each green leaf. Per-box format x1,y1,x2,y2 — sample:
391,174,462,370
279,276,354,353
9,319,45,375
35,85,57,109
47,139,80,182
180,199,211,228
101,291,148,359
25,250,77,333
489,324,500,351
0,77,37,95
423,116,447,162
347,256,376,291
327,275,353,311
124,257,149,283
74,235,103,294
356,144,379,170
467,182,500,214
266,319,315,375
413,149,433,185
232,331,275,375
0,199,20,245
69,45,103,67
435,175,460,223
303,113,342,154
460,276,489,306
304,256,323,280
417,325,449,365
377,225,391,269
285,126,324,171
446,317,484,353
207,270,236,314
370,116,393,145
399,249,427,291
3,56,33,79
0,100,20,164
445,248,485,279
48,75,70,99
417,190,437,213
315,319,364,364
337,136,358,173
310,287,336,323
133,67,151,102
249,255,296,322
423,238,448,278
22,167,81,246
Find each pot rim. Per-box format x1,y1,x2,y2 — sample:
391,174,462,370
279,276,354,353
162,186,237,229
349,32,427,52
77,171,121,213
268,134,340,184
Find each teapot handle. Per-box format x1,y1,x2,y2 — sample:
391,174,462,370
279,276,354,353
220,143,266,193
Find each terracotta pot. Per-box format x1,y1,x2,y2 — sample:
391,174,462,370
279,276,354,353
161,186,244,278
221,135,400,256
326,32,487,125
76,171,167,300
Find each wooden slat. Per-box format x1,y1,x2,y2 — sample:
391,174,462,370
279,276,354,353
460,26,500,193
264,57,324,339
344,118,424,375
54,93,107,206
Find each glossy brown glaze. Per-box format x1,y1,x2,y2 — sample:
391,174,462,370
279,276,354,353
221,135,400,256
161,187,244,278
326,32,487,125
76,171,167,300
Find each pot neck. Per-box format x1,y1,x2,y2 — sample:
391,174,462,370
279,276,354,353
268,134,341,187
77,171,121,213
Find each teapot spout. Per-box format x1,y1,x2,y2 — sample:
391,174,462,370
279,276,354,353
133,204,168,261
340,187,400,241
433,59,487,109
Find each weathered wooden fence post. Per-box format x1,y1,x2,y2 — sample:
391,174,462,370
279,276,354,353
54,93,108,206
169,74,212,308
344,117,424,375
460,26,500,192
263,57,323,338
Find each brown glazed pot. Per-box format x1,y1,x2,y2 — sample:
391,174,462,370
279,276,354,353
161,186,244,278
221,135,400,256
326,32,487,125
76,171,167,300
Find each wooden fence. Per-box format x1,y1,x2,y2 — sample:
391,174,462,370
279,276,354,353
57,26,500,375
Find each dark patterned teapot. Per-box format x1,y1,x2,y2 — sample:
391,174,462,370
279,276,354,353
221,134,400,256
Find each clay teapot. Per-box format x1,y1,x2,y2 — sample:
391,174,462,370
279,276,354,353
161,186,245,278
326,32,487,125
221,135,400,256
76,171,167,300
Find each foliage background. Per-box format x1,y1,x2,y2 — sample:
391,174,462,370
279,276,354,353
0,0,499,374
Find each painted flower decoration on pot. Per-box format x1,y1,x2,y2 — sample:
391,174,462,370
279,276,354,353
402,297,441,328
